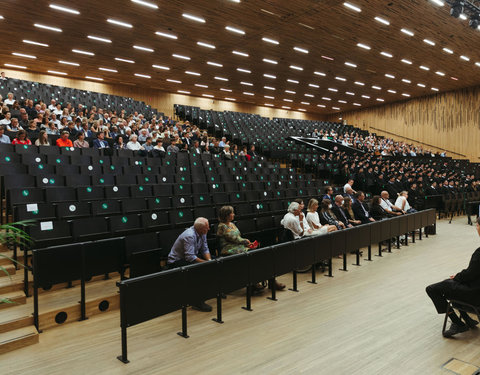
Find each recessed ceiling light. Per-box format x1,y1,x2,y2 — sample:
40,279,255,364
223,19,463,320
442,47,453,54
401,59,412,64
361,95,370,99
346,92,355,95
202,94,214,98
430,0,444,6
402,78,411,83
321,55,334,60
172,54,190,60
376,98,384,102
166,79,182,83
225,97,236,101
435,71,445,76
353,103,362,106
328,88,338,92
232,50,249,57
345,62,357,68
265,103,274,107
431,87,439,91
34,23,62,32
152,64,170,70
107,18,133,28
314,71,326,76
401,28,414,36
134,73,151,78
385,74,395,79
338,100,347,104
282,106,291,109
309,84,319,88
293,46,309,54
357,43,371,50
88,35,112,43
301,102,310,105
225,26,245,35
131,0,158,9
387,89,396,93
182,13,206,23
287,79,299,84
155,31,178,39
264,86,276,90
85,76,103,81
423,39,435,46
380,51,393,58
451,77,458,80
72,49,94,56
332,107,341,110
195,84,208,88
4,64,27,69
354,81,364,86
133,45,154,52
374,16,390,25
263,74,276,79
417,83,426,87
220,88,232,92
335,76,347,81
186,71,201,76
283,98,293,102
49,4,80,14
290,65,303,71
263,58,277,64
262,37,279,44
372,85,382,90
322,97,331,101
241,81,253,86
197,41,216,49
304,94,314,97
99,67,118,73
285,90,296,94
23,40,49,47
343,2,361,12
207,61,223,67
402,93,410,97
460,55,470,61
264,95,275,99
177,90,191,94
237,68,251,73
297,108,307,112
215,76,228,81
243,92,254,95
419,65,429,71
59,60,79,66
317,104,326,108
115,57,135,63
47,70,67,75
12,52,36,59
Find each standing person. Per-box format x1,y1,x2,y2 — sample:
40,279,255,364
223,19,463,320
167,218,213,312
426,217,480,337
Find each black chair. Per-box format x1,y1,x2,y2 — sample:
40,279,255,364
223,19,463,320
56,201,91,219
141,211,171,231
92,200,122,216
129,249,162,278
71,216,110,241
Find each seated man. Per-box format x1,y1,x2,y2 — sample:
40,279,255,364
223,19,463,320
331,195,353,228
380,191,404,216
167,217,212,312
426,217,480,337
352,191,375,224
93,131,110,149
281,202,312,239
56,130,73,147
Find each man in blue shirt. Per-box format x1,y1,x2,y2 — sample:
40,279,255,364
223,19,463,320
167,217,212,311
0,126,11,143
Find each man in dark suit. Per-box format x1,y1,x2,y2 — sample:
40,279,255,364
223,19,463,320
92,132,110,149
352,191,375,224
331,195,352,228
426,217,480,337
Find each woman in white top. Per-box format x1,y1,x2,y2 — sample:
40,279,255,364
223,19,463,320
126,134,145,151
394,191,416,213
306,199,337,235
3,93,15,106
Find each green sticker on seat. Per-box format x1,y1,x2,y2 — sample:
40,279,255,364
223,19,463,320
5,157,10,162
145,177,149,182
122,217,128,223
49,179,55,184
87,187,92,192
236,194,240,198
111,165,115,170
22,190,29,197
38,164,44,170
179,212,184,218
148,167,152,171
200,196,204,201
102,203,108,209
99,159,104,164
32,210,38,215
139,186,144,191
180,185,183,190
56,159,61,164
99,178,105,184
23,145,28,149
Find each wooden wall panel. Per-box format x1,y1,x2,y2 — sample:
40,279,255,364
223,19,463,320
2,69,325,122
327,87,480,161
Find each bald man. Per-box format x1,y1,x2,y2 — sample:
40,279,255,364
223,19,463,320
380,191,404,215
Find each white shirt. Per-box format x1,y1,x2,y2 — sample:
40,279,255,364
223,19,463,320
305,212,328,235
380,198,394,212
343,183,352,193
48,104,56,111
0,118,11,125
3,98,14,106
394,196,411,211
280,212,304,239
127,141,143,151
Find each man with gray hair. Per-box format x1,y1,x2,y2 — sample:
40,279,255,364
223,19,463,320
167,217,212,311
281,202,312,239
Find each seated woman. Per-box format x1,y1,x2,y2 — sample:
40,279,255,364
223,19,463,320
305,199,337,235
113,135,127,150
319,199,345,230
216,206,256,255
73,132,89,148
343,197,362,225
395,191,417,213
11,129,31,145
34,130,50,146
370,195,388,221
126,134,145,153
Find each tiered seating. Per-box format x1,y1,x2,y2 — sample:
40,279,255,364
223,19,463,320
0,78,163,119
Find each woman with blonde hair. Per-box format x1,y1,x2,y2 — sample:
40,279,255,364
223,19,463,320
306,199,337,234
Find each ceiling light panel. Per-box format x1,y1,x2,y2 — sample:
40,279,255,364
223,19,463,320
107,18,133,28
88,35,112,43
182,13,206,23
49,4,80,14
225,26,245,34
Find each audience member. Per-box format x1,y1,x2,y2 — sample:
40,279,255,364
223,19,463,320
11,129,31,145
56,131,73,147
0,126,10,144
352,191,375,224
306,199,336,234
394,191,416,213
216,206,256,255
281,202,312,239
370,195,388,221
34,130,50,146
319,199,345,229
73,132,89,148
93,132,109,149
331,195,353,228
343,197,362,226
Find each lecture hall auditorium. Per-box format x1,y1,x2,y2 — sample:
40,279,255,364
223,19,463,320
1,0,480,374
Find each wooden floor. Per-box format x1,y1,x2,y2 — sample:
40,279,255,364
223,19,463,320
1,216,480,375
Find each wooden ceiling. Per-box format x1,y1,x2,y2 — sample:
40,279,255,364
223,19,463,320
1,0,480,115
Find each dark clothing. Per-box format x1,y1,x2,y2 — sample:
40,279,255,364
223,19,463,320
332,205,349,227
370,204,388,221
352,200,371,224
